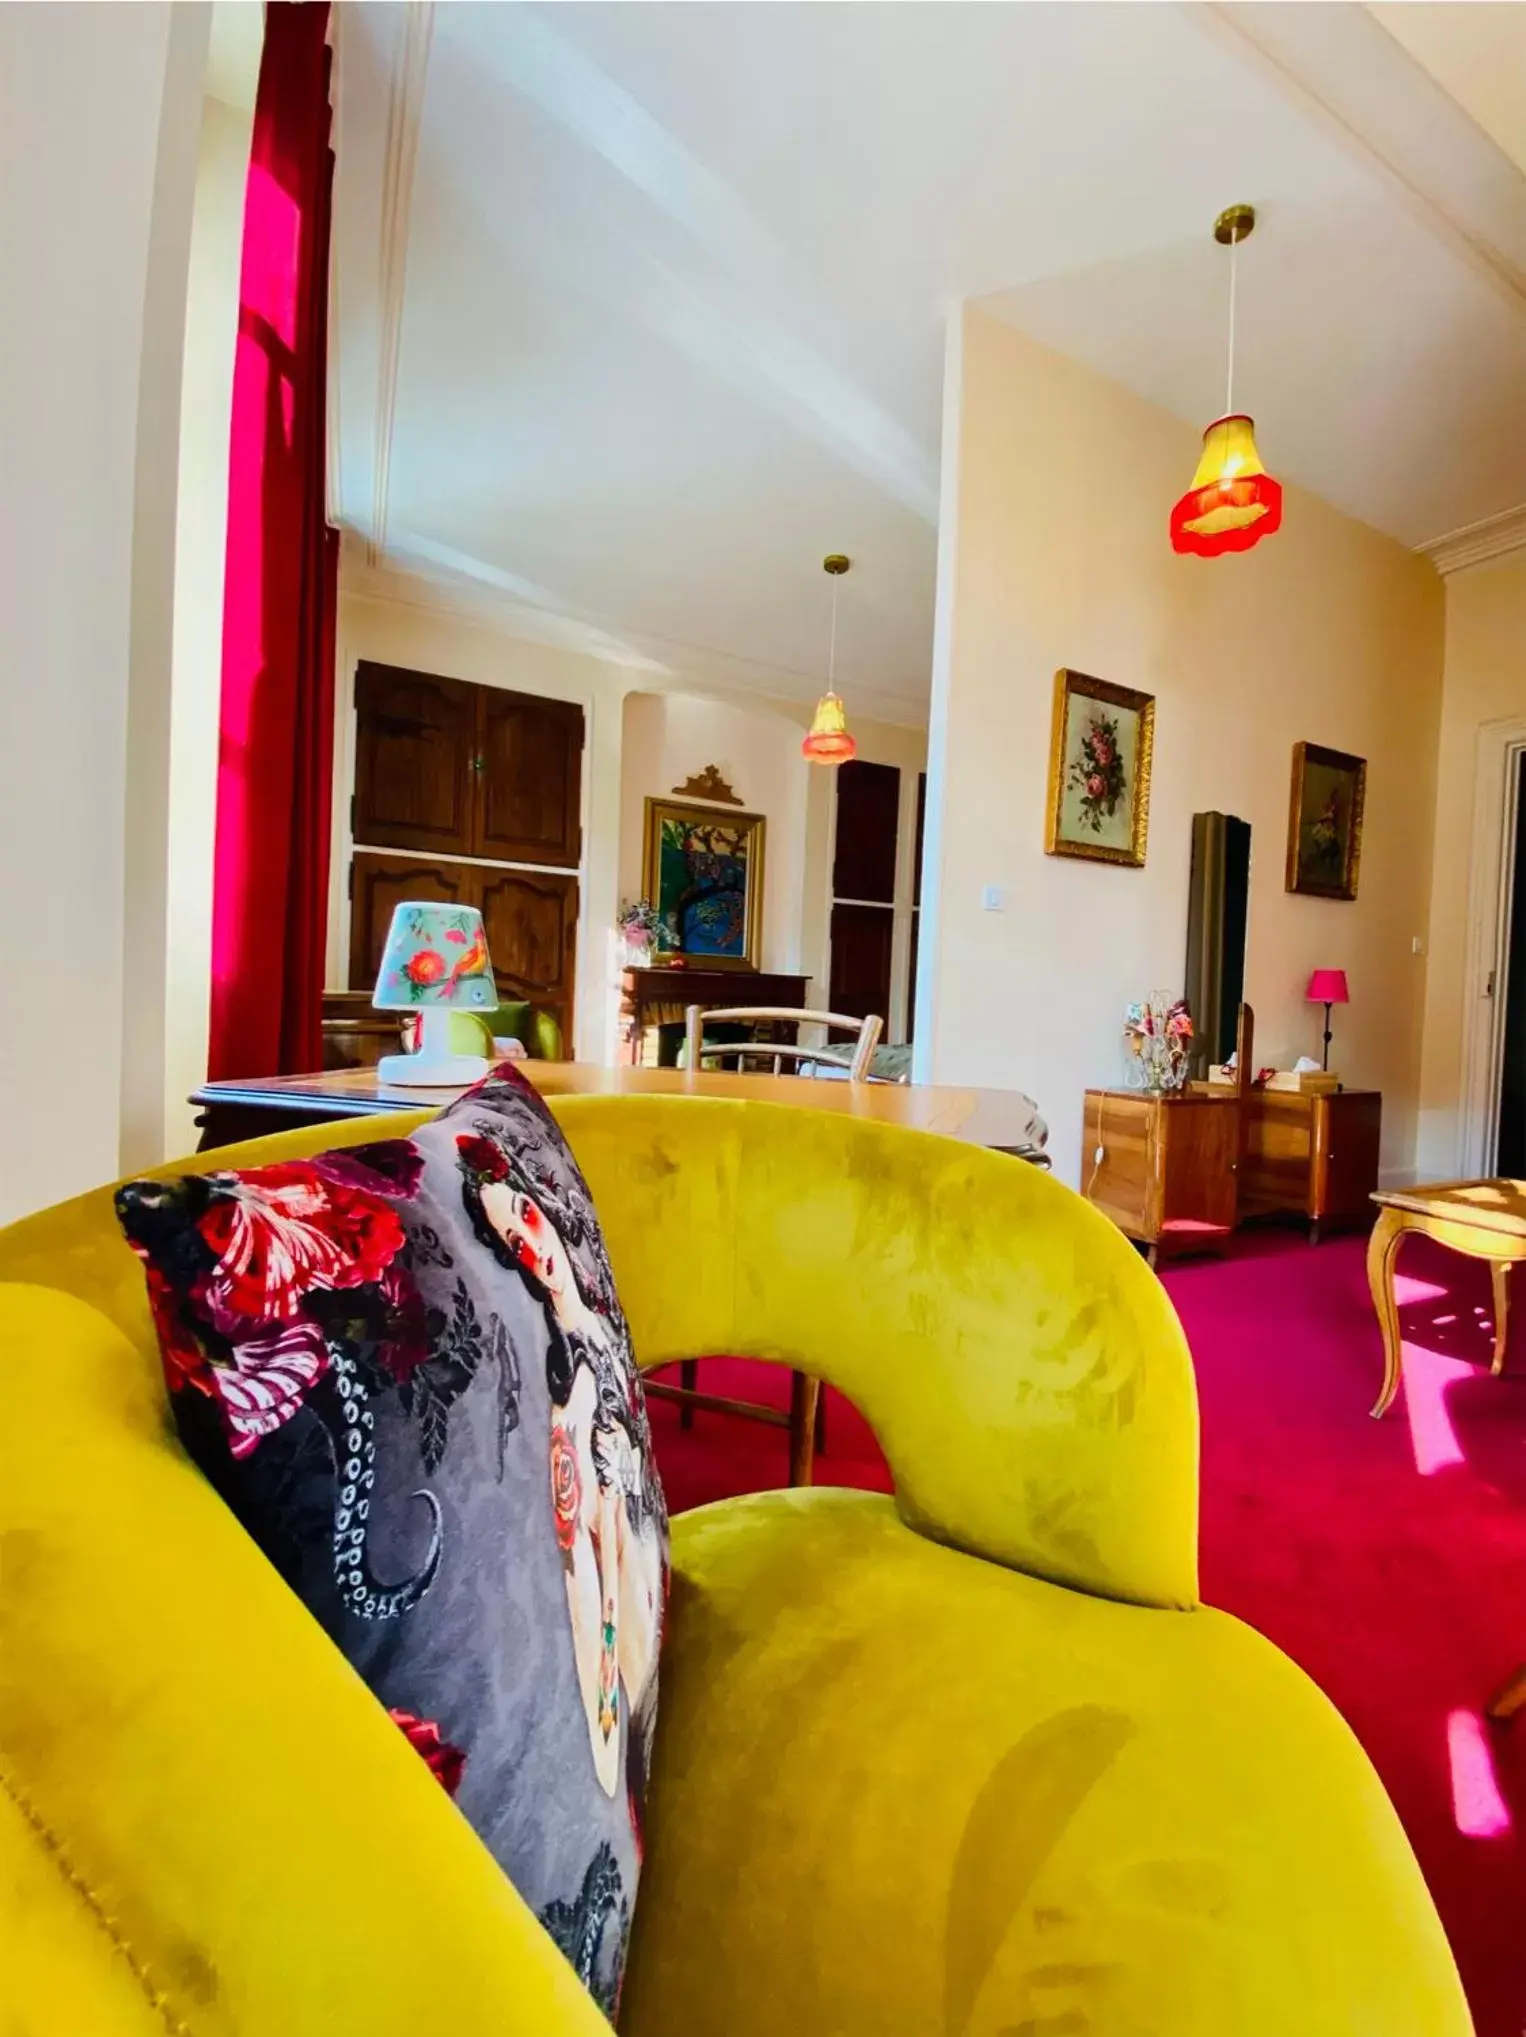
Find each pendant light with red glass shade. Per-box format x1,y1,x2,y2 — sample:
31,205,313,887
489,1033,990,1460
802,554,858,765
1170,205,1283,558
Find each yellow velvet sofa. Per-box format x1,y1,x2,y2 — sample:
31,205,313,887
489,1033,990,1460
0,1097,1470,2036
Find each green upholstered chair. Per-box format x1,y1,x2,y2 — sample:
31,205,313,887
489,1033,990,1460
435,999,564,1061
0,1098,1470,2037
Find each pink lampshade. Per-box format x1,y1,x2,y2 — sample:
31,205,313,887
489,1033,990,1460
1306,969,1349,1005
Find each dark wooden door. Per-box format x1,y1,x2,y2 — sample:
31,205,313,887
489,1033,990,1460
829,759,900,1026
479,867,579,1045
348,852,476,991
353,663,477,855
832,760,900,902
477,690,583,866
828,902,894,1022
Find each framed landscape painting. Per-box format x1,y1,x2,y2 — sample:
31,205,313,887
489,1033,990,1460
642,797,766,969
1044,669,1155,867
1286,742,1365,901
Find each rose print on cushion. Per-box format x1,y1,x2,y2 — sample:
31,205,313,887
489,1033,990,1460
117,1069,667,2018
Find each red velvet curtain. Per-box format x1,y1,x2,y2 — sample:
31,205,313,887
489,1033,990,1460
209,1,337,1080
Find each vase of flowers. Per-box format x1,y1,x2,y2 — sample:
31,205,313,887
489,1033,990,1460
618,898,664,966
1123,994,1193,1094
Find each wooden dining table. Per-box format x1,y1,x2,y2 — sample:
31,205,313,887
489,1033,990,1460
189,1060,1051,1157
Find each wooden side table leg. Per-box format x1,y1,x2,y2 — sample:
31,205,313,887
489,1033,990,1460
1366,1206,1410,1418
1488,1661,1526,1721
1491,1261,1511,1377
788,1370,819,1488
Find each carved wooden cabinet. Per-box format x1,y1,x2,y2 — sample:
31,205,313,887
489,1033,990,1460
353,663,582,866
348,663,584,1046
1240,1089,1382,1241
1081,1089,1241,1265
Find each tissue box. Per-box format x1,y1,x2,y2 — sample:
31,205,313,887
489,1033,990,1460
1264,1070,1341,1095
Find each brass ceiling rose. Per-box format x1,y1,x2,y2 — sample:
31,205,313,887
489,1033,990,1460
1214,204,1256,247
823,554,851,575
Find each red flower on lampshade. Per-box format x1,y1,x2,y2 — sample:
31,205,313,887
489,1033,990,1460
403,947,446,987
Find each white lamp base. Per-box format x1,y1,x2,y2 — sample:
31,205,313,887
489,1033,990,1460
376,1051,490,1087
377,1006,490,1087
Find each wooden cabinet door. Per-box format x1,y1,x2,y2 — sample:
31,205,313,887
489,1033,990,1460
354,663,477,855
1241,1093,1315,1217
1162,1100,1239,1236
478,868,579,1045
1314,1093,1382,1223
349,853,477,991
476,689,583,867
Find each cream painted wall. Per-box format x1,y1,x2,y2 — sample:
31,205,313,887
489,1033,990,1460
164,89,255,1156
1416,554,1526,1175
0,2,207,1221
618,692,811,975
920,308,1445,1188
618,694,926,1027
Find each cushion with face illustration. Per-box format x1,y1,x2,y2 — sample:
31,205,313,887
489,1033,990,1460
115,1064,668,2018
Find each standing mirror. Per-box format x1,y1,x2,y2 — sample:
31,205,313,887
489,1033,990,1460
1184,811,1251,1079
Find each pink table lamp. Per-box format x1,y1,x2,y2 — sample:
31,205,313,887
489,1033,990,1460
1306,968,1349,1071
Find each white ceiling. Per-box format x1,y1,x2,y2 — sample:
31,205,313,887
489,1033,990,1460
333,2,1526,718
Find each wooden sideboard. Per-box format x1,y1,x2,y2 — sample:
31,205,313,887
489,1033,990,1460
1081,1089,1241,1265
621,967,811,1063
1082,1082,1382,1260
1240,1087,1382,1242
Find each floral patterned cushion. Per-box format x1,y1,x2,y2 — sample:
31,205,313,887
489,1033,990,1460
115,1065,668,2018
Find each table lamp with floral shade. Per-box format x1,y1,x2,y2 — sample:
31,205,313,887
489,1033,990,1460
373,902,498,1084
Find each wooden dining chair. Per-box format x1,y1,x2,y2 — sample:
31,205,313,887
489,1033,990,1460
682,1004,884,1082
647,1005,887,1484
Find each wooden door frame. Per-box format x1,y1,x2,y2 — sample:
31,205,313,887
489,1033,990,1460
1459,717,1526,1176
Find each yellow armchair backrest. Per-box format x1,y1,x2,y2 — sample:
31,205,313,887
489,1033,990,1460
0,1095,1198,1610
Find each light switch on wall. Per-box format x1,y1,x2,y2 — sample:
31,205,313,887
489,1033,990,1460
981,884,1006,912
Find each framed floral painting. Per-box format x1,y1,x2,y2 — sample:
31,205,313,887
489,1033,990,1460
1286,742,1365,900
1044,670,1155,867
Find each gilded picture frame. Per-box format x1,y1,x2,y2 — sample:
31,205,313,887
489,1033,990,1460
1285,742,1365,901
641,797,766,970
1044,669,1155,868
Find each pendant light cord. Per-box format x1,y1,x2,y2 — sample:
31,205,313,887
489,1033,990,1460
1225,229,1238,417
828,575,839,693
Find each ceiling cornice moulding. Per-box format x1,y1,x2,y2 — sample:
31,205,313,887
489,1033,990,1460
1200,2,1526,320
340,549,929,729
369,0,434,569
1417,504,1526,577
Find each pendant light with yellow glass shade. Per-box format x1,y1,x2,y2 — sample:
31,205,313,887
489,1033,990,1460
802,554,858,765
1170,204,1283,558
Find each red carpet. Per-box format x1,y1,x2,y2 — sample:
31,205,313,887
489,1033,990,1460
647,1230,1526,2035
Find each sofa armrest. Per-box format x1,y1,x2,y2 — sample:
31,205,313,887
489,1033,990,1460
0,1282,608,2037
